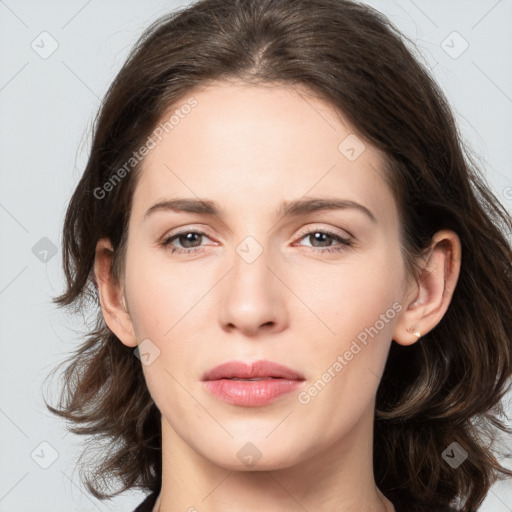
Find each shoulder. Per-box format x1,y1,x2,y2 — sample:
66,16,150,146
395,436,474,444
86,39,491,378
132,491,158,512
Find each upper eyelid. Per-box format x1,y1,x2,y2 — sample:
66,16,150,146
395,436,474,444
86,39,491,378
164,223,352,234
295,224,353,239
164,225,215,241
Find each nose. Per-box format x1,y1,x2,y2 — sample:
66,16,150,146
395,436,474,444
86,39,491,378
218,244,288,336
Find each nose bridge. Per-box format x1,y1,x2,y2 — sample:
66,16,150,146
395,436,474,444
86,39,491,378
231,234,275,305
218,233,286,333
232,234,270,289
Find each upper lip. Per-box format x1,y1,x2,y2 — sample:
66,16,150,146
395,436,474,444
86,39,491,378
202,360,305,381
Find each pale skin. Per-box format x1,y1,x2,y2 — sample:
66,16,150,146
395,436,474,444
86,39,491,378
94,80,461,512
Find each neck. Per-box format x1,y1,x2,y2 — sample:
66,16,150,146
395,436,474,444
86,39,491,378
152,404,394,512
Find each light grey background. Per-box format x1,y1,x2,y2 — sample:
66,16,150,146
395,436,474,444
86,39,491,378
1,0,511,511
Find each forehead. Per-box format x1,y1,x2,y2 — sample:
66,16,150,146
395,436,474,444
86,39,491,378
130,81,396,226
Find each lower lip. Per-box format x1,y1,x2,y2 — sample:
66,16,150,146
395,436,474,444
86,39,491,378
203,378,304,407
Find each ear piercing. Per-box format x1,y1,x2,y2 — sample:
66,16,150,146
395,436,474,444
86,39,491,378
406,326,421,339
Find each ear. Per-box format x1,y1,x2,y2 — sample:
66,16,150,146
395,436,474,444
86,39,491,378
93,237,138,347
392,229,462,346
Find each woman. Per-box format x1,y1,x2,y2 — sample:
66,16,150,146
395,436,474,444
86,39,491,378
45,0,512,511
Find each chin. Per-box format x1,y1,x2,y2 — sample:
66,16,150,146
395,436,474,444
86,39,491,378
196,436,307,471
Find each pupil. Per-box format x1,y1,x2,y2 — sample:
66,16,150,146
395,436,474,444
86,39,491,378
178,232,333,249
182,233,200,248
312,232,330,247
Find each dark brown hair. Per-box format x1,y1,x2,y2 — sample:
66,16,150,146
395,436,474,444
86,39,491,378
44,1,512,511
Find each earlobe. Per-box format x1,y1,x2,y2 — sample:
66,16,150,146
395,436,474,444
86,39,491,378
93,237,138,347
405,326,422,340
392,229,461,346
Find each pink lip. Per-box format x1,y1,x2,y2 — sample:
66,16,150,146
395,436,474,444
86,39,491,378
202,360,305,407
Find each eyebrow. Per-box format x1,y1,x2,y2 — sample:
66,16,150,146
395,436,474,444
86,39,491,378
143,196,377,224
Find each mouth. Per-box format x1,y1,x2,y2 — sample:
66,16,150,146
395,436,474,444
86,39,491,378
202,360,305,407
224,377,281,381
202,359,305,381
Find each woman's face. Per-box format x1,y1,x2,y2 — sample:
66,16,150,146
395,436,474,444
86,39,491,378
120,81,412,470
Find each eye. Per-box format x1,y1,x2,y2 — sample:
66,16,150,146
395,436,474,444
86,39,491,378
160,230,213,254
294,229,353,254
160,227,353,255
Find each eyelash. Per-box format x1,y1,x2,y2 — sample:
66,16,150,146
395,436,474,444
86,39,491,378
160,228,353,255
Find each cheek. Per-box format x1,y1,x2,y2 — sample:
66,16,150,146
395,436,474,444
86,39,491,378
124,251,205,340
294,244,403,403
296,292,398,444
123,255,210,395
293,241,404,343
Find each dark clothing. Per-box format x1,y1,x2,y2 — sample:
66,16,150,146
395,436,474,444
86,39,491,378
133,491,158,512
